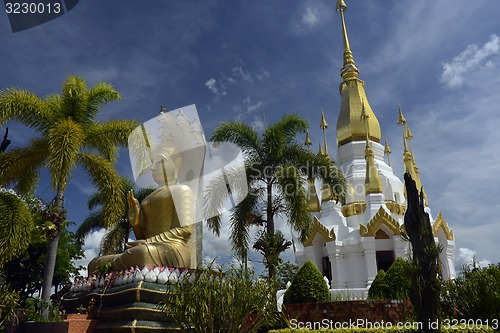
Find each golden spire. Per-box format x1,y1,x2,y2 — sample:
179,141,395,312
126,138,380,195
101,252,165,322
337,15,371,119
336,0,358,81
361,102,382,194
335,0,381,147
398,106,428,206
397,105,408,153
320,108,329,156
384,139,392,167
304,130,312,152
318,142,324,156
405,124,414,155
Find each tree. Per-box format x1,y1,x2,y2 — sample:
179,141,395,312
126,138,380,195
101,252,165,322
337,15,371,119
253,230,291,280
403,173,442,333
442,261,500,321
76,178,154,255
2,225,84,301
0,76,136,314
283,260,329,304
0,189,34,329
276,261,298,290
206,114,345,279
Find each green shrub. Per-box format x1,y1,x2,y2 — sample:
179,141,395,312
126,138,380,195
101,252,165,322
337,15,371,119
23,297,62,322
367,269,387,300
283,260,329,304
162,263,274,333
0,280,20,329
442,262,500,321
368,258,410,300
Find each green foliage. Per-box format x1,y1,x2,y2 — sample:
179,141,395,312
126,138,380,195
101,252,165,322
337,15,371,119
442,261,500,321
162,263,274,333
0,191,34,266
205,114,346,279
2,225,84,300
276,261,298,290
0,274,20,330
368,258,411,300
93,262,113,276
253,230,292,278
0,76,136,307
23,297,62,322
367,269,387,300
283,260,329,304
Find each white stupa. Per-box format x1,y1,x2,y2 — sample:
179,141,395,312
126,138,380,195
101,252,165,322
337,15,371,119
293,0,455,294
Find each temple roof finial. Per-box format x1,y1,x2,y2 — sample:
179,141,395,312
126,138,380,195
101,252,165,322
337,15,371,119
304,130,312,152
335,1,381,147
336,0,359,81
360,101,382,195
397,105,408,153
318,142,324,156
405,124,414,155
384,139,392,167
320,108,329,156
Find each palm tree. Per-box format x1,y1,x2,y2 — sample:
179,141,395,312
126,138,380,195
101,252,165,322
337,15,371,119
76,178,154,255
0,75,137,312
205,114,345,279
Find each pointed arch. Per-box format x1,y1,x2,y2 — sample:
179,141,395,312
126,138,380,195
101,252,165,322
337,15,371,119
304,216,336,247
360,206,401,237
432,211,454,240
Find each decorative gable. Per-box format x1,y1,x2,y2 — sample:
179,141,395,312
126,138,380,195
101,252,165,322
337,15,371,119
432,211,454,240
359,206,401,237
304,215,336,247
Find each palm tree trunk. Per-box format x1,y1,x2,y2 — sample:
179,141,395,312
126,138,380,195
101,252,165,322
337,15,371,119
266,182,276,280
40,190,64,319
266,182,274,234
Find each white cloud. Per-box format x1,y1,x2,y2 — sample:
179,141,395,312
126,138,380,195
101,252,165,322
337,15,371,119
205,78,226,98
232,65,253,82
440,34,500,88
250,115,265,132
72,229,105,277
302,7,319,28
453,247,492,272
256,67,270,80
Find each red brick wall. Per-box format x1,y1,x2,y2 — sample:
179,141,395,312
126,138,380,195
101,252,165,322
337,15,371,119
283,300,413,325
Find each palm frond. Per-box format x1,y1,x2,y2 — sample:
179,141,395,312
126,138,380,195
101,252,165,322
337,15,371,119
75,210,104,244
0,192,34,266
84,119,138,161
263,114,308,162
100,220,129,255
0,138,48,195
229,188,262,259
209,122,261,161
275,164,311,242
61,75,90,122
0,88,52,130
87,192,103,211
86,82,121,120
78,152,125,228
47,118,85,191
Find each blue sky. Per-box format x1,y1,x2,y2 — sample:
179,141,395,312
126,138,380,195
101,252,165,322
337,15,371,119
1,0,500,274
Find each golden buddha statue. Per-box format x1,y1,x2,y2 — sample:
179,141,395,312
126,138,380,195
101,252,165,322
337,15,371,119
88,146,194,274
88,106,207,275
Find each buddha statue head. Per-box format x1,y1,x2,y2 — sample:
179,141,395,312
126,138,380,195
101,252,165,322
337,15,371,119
151,144,183,186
